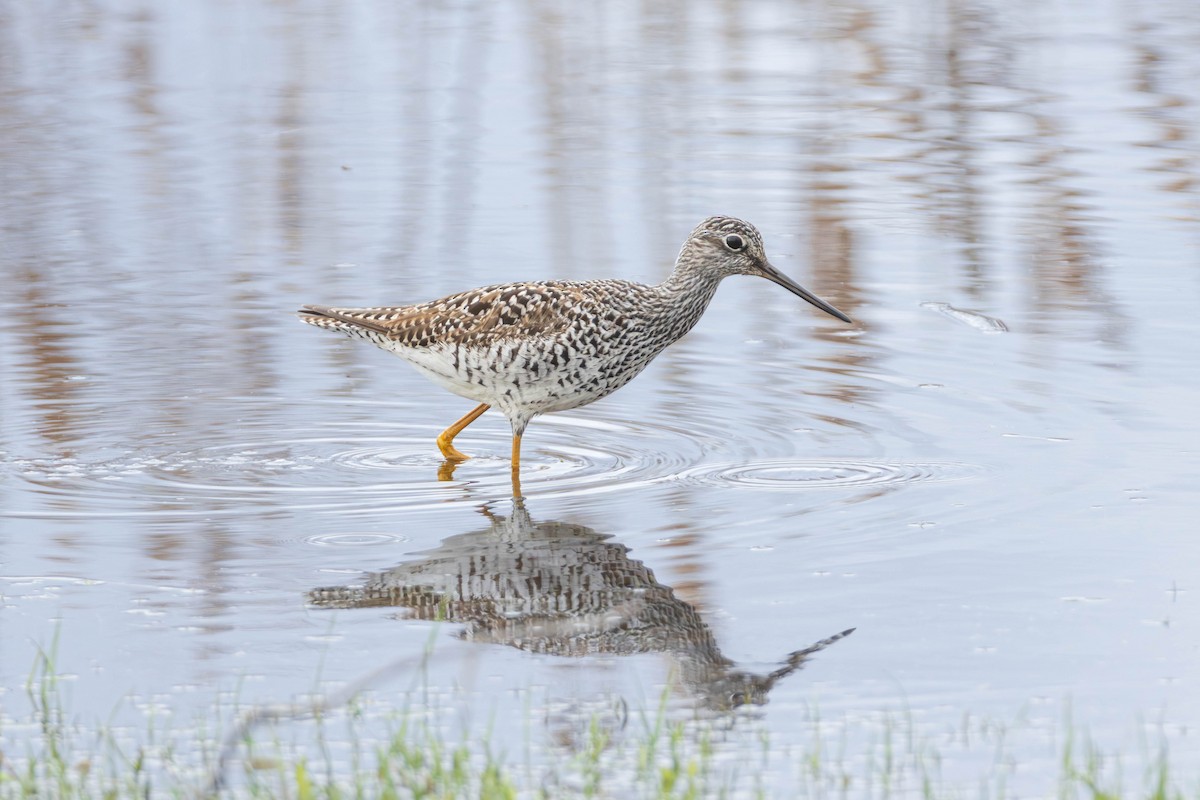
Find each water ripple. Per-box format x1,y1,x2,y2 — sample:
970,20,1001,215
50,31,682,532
672,459,985,491
2,393,961,518
3,428,453,519
0,410,709,518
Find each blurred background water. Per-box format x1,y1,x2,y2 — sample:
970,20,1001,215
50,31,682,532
1,0,1198,794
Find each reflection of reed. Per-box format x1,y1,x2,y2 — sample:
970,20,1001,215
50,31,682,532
1023,115,1096,298
309,502,852,712
815,0,1133,353
1017,97,1131,352
276,12,307,255
437,1,491,268
523,1,619,278
835,1,995,293
1128,19,1198,208
6,281,82,448
0,14,85,450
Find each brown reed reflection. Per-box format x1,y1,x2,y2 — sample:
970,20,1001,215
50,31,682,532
1127,17,1199,207
309,501,853,713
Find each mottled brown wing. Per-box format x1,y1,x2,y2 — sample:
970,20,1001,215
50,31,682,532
301,282,593,348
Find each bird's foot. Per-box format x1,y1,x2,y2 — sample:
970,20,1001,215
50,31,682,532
436,434,471,462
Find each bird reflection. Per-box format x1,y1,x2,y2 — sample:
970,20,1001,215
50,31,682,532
308,501,853,712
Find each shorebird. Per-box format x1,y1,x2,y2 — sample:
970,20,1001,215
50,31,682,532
298,216,851,494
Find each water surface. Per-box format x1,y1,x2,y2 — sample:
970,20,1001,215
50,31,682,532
1,0,1198,794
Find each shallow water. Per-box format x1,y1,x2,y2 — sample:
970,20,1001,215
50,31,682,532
2,0,1199,794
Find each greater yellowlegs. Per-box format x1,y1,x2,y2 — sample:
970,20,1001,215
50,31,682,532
298,216,852,493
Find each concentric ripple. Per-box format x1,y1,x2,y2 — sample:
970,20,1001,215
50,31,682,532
3,424,457,520
0,401,712,518
672,459,986,491
2,392,979,520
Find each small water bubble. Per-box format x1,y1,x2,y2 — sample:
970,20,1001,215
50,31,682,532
749,545,774,552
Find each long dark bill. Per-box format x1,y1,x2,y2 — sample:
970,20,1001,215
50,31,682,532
760,262,853,324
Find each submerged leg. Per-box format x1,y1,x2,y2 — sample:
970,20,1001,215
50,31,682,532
508,415,531,498
510,432,523,498
436,403,490,461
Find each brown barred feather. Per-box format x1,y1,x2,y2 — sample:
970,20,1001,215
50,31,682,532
299,282,603,347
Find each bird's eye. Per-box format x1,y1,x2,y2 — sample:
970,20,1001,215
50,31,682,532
724,234,744,251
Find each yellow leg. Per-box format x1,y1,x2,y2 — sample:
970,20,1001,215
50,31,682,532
436,403,489,461
510,432,523,498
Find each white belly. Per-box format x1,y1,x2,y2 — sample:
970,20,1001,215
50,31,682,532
384,338,652,421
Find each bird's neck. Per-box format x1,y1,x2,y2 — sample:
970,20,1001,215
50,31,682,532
652,262,724,339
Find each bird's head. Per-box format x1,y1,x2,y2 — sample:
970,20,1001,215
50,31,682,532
679,216,852,324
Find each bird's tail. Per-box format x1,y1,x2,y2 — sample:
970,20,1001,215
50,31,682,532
298,305,392,332
297,305,398,347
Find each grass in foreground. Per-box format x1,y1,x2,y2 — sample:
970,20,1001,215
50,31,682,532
1,641,1196,799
